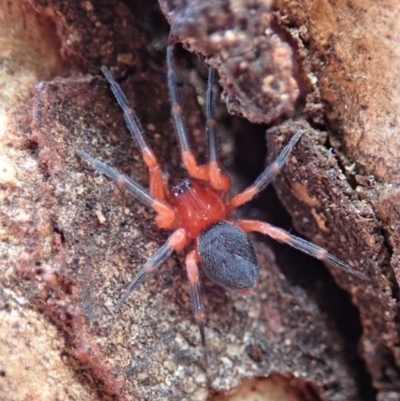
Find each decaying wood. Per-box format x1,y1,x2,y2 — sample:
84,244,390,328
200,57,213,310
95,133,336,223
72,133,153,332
1,1,399,400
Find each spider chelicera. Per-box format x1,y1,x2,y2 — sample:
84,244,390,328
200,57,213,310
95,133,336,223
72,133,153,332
77,46,366,366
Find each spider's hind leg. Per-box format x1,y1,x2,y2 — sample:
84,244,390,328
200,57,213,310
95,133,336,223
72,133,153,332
113,228,187,311
236,219,367,280
185,249,209,370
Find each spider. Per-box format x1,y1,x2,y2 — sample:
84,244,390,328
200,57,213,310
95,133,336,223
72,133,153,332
77,45,366,366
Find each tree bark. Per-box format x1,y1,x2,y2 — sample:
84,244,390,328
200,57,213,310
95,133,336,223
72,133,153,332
1,1,399,400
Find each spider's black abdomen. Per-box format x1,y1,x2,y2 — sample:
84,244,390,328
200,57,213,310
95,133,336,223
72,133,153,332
197,221,259,290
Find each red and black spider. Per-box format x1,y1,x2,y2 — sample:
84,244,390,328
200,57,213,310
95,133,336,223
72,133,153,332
77,46,365,366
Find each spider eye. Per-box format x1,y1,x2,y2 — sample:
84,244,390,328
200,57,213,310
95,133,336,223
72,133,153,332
197,221,259,290
172,179,191,196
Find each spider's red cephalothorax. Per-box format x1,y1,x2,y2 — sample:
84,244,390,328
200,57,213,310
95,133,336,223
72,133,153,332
77,45,366,367
171,180,226,239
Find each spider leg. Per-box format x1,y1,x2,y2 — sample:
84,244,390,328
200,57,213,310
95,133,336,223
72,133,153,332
226,129,304,212
185,249,208,369
77,150,175,228
206,67,230,192
101,66,167,200
236,219,368,280
167,46,209,181
113,228,187,311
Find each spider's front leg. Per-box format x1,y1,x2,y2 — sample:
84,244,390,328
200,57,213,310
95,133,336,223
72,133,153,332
101,66,168,201
167,46,230,192
166,46,207,182
205,67,231,192
226,129,304,213
76,150,175,228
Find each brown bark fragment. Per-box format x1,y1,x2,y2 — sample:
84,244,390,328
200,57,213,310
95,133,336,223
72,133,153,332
162,0,300,124
274,0,400,183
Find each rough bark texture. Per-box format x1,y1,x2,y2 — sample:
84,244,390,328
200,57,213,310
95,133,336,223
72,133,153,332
1,1,399,401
